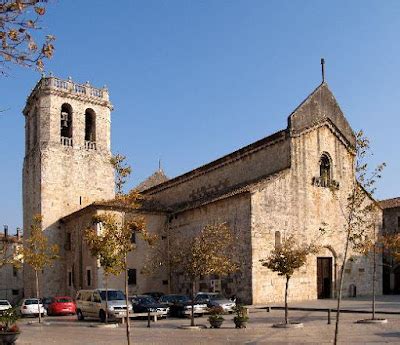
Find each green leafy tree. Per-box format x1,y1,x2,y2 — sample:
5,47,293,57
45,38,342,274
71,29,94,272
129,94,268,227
330,130,385,344
170,223,238,327
261,235,319,325
0,0,55,74
18,214,59,323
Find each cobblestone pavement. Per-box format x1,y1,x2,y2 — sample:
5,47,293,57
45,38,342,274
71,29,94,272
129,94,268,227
15,296,400,344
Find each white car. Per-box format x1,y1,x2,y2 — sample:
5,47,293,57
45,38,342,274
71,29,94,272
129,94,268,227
19,298,47,317
0,300,12,312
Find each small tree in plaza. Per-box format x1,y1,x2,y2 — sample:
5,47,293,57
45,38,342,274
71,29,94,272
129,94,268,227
170,222,238,327
260,234,319,326
328,131,385,344
84,214,126,324
89,153,156,344
89,212,154,345
18,214,59,323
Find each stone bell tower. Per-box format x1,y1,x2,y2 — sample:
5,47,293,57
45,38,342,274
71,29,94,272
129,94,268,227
22,76,115,297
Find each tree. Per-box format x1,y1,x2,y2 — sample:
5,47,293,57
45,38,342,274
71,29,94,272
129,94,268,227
18,214,59,323
110,154,132,197
97,153,156,344
0,0,55,74
170,223,238,327
352,224,391,322
91,212,154,345
330,130,385,344
84,214,125,323
260,235,319,325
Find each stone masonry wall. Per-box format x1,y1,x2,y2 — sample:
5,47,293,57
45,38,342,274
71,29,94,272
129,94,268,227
147,133,290,207
23,83,115,298
250,125,382,304
63,207,168,298
168,193,253,304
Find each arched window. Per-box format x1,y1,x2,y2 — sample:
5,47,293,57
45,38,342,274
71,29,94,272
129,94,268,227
84,108,96,142
320,153,331,187
60,103,73,139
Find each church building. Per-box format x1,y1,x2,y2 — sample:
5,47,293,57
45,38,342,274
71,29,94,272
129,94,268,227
22,75,382,304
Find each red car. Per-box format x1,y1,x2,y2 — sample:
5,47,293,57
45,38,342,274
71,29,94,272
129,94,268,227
47,296,76,316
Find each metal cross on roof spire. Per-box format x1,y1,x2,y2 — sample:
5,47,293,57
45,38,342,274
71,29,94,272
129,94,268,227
321,58,325,83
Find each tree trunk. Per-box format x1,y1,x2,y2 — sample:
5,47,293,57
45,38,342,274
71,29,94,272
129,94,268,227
334,224,352,345
190,280,195,327
284,275,290,324
372,242,376,320
105,273,109,324
35,269,41,323
124,256,131,345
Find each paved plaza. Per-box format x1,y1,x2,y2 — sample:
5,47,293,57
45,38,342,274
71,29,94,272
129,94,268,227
13,296,400,344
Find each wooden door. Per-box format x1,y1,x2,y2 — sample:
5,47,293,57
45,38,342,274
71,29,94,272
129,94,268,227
317,257,332,299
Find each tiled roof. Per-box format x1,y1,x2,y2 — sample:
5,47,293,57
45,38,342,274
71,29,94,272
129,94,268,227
135,169,169,192
379,197,400,209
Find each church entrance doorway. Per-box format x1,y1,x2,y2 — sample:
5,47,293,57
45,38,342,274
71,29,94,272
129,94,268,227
317,257,332,299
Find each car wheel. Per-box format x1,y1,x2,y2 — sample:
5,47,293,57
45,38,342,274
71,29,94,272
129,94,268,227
77,309,85,321
99,310,106,323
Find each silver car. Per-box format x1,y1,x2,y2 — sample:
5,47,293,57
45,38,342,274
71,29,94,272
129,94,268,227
195,292,235,313
76,289,132,322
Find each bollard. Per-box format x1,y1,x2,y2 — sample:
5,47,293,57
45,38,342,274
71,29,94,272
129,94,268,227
147,310,151,328
328,309,331,324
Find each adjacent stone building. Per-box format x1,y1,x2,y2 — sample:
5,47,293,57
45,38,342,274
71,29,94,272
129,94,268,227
0,230,23,304
22,76,383,304
380,198,400,294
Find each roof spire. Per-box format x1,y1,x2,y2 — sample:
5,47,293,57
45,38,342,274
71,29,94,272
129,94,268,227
158,158,162,171
321,58,325,83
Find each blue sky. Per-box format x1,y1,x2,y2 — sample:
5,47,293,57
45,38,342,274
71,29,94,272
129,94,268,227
1,0,399,233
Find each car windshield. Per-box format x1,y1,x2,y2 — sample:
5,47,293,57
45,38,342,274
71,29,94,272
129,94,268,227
56,298,73,303
160,295,189,303
138,296,156,304
0,301,9,306
209,294,225,300
99,291,125,301
25,299,40,305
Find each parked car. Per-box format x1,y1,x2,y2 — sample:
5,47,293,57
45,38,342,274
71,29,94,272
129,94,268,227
159,294,207,317
195,293,235,313
130,295,169,318
47,296,76,316
41,297,53,312
0,300,12,313
19,298,47,317
143,292,165,301
76,289,132,322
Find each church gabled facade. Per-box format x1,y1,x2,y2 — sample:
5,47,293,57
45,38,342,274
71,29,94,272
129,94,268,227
22,76,382,304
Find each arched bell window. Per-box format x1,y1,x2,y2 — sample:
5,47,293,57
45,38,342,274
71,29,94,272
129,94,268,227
320,153,332,187
84,108,96,142
60,103,73,139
